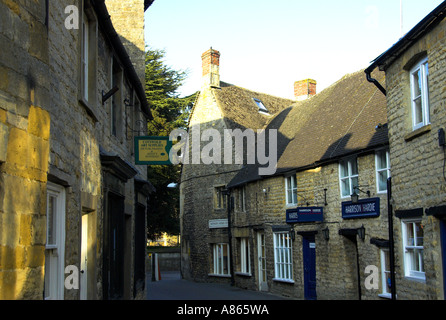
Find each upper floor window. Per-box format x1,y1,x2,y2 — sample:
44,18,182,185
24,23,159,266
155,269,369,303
214,186,226,210
376,150,390,193
339,157,358,198
410,57,430,130
285,175,297,206
81,2,97,105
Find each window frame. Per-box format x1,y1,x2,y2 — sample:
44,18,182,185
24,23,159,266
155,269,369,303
285,174,297,206
401,219,425,281
375,149,391,193
273,232,293,282
339,157,359,198
44,182,66,300
239,238,251,275
80,1,97,106
379,248,392,298
214,186,227,210
410,57,430,131
212,243,231,276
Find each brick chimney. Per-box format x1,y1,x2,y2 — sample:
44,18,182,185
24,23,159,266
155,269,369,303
202,48,221,88
294,79,317,100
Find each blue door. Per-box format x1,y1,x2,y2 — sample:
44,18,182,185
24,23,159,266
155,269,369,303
303,235,317,300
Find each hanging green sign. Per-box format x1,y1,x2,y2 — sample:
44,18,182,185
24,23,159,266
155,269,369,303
134,136,172,165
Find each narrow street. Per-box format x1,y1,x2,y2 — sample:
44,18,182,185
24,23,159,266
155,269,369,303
146,272,289,300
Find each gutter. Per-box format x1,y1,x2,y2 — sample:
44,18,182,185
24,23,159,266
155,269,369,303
92,0,153,120
365,69,386,96
365,1,446,96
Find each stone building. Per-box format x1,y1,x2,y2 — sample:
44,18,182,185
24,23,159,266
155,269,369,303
180,48,394,299
0,0,154,300
180,48,294,282
365,2,446,299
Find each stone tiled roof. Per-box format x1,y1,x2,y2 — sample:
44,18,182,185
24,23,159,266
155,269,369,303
213,82,295,130
228,68,388,188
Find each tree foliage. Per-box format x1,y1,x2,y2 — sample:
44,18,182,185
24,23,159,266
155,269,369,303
144,48,197,240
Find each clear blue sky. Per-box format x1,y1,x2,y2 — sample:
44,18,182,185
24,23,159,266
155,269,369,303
145,0,444,99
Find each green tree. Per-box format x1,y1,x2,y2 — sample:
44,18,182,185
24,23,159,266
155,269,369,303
144,48,196,241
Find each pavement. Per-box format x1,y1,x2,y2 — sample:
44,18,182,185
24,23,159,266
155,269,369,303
146,271,289,300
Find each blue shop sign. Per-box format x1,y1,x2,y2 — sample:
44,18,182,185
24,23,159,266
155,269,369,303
342,197,380,219
286,207,324,223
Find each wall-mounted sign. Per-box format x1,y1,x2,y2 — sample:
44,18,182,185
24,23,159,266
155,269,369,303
286,207,324,223
135,136,172,165
342,197,380,219
209,219,228,229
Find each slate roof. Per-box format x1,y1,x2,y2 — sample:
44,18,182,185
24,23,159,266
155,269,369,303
227,68,388,188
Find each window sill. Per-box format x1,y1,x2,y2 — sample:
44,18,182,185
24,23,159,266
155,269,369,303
235,272,252,277
378,293,395,299
404,124,431,142
79,98,99,123
405,275,426,283
272,278,294,284
208,273,231,278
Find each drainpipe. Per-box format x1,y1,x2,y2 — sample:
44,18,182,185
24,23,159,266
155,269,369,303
387,177,397,300
365,68,387,96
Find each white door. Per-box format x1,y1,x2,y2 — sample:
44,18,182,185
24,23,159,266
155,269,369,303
257,232,268,291
80,213,88,300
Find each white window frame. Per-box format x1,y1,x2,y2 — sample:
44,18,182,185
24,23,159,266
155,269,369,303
212,243,231,276
81,14,89,102
410,57,430,131
401,219,425,281
379,249,392,298
273,232,293,282
239,238,251,274
375,149,391,193
44,182,66,300
339,157,359,198
285,175,297,206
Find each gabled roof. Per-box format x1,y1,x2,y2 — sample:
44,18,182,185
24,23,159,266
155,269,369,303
228,68,388,188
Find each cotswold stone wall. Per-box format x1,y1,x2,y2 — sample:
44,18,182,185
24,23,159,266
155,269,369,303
0,0,51,300
384,18,446,300
181,87,241,282
0,0,149,300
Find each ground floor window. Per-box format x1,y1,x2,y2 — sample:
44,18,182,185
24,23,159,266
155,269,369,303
44,182,66,300
212,243,230,276
380,249,392,297
402,219,425,280
273,232,293,281
238,238,251,274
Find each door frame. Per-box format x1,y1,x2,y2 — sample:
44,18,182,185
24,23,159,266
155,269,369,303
257,232,268,291
302,234,317,300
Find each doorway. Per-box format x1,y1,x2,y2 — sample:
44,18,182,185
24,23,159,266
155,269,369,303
80,213,88,300
257,232,268,291
104,192,125,300
302,235,317,300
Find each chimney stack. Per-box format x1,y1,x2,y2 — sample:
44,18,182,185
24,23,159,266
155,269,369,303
202,48,221,88
294,79,317,100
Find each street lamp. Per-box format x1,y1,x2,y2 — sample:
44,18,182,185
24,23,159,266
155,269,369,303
351,186,371,203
